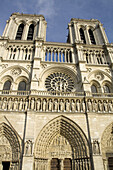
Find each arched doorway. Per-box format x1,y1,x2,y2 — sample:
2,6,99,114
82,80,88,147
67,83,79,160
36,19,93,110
34,116,91,170
0,123,21,170
101,122,113,170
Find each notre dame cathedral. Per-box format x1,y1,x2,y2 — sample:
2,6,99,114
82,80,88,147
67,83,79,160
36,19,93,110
0,12,113,170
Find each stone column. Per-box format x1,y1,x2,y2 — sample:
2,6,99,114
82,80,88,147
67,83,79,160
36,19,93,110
99,23,109,44
68,24,73,44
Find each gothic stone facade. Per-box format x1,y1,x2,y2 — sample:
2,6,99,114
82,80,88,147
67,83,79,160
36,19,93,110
0,13,113,170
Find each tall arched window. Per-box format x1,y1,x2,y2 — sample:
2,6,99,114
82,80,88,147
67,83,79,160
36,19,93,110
91,85,97,93
27,24,34,40
3,80,11,90
103,85,110,93
16,24,24,40
18,81,26,91
79,28,86,44
88,29,96,44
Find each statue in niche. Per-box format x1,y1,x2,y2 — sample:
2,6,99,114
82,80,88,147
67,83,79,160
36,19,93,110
93,100,98,112
60,99,64,112
54,100,58,112
103,100,108,112
48,99,53,111
92,140,100,155
8,98,13,111
108,101,113,112
13,98,18,111
76,100,81,112
87,99,92,112
65,100,70,112
82,100,86,112
98,100,103,112
2,98,7,110
25,140,33,156
31,98,35,110
71,99,75,111
36,99,41,111
42,99,46,111
19,98,23,111
24,98,28,111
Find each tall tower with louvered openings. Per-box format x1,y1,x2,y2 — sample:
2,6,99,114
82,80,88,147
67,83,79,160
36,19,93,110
0,13,113,170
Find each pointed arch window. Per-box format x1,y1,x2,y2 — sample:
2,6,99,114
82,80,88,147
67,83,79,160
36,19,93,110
88,29,96,44
27,24,34,40
16,24,24,40
3,80,11,90
18,81,26,91
91,85,97,93
79,28,86,44
103,85,110,93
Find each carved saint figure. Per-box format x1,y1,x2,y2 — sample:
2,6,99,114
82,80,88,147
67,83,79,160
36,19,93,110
25,140,33,155
71,100,75,111
19,98,23,111
2,98,7,110
54,100,58,112
65,100,70,112
103,100,108,112
36,99,41,111
98,100,103,112
31,98,35,110
60,99,64,112
87,99,92,112
76,100,81,112
13,98,18,111
8,98,13,110
93,100,98,112
82,100,86,112
108,101,113,112
42,99,46,111
93,140,100,155
48,99,53,111
24,99,28,111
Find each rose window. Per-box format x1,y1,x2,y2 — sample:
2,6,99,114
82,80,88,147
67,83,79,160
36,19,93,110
45,72,74,92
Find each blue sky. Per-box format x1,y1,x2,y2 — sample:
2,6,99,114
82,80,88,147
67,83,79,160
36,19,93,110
0,0,113,43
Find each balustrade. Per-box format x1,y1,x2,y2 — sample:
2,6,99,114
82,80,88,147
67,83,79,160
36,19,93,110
83,49,108,65
6,45,34,61
44,46,73,63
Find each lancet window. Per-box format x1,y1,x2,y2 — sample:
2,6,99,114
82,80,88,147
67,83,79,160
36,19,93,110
3,80,11,91
18,81,26,91
88,29,96,44
15,24,24,40
27,24,34,40
91,85,97,93
79,28,86,44
103,85,110,93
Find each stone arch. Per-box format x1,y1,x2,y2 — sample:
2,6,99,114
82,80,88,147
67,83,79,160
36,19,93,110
0,122,21,169
101,122,113,169
34,116,91,169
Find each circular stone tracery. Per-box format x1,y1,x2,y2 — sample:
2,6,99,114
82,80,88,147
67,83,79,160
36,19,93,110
45,72,74,92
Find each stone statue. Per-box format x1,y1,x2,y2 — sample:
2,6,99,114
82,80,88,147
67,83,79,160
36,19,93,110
8,98,13,111
25,140,33,155
19,98,23,111
76,100,81,112
82,100,86,112
60,99,64,112
48,99,53,111
87,99,92,112
93,100,98,112
31,98,35,110
42,99,46,111
36,99,41,111
65,100,70,112
24,99,28,111
98,100,103,112
71,100,75,111
92,140,100,155
54,100,58,112
2,98,7,110
13,98,18,111
108,101,113,112
103,100,108,112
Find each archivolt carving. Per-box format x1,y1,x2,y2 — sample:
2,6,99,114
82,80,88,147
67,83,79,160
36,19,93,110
0,123,21,162
101,122,113,158
34,116,89,159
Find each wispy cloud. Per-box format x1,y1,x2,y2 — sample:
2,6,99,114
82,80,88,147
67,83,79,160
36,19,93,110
35,0,57,19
